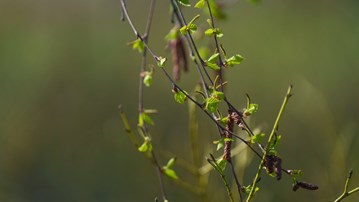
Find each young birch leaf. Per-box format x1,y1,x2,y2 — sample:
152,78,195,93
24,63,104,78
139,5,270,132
214,138,225,151
177,0,191,7
163,168,179,180
143,74,152,87
156,56,167,68
206,62,220,71
244,103,259,116
132,39,144,53
243,185,260,196
205,97,220,112
226,54,244,67
216,158,227,172
212,91,224,100
250,133,265,143
194,0,206,8
138,137,152,152
207,53,220,63
141,113,154,125
174,90,187,104
205,28,215,37
166,158,176,169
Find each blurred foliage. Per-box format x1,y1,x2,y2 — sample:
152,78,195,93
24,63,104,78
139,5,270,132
0,0,358,201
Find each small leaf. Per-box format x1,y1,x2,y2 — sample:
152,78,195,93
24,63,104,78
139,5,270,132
216,158,227,172
205,97,220,112
138,137,152,152
243,185,260,196
187,23,197,34
205,62,220,70
212,91,224,100
214,138,224,151
163,168,179,180
140,113,154,125
156,56,167,68
244,103,259,116
177,0,191,7
194,0,206,8
250,133,265,143
225,54,244,67
166,158,176,169
174,90,187,104
179,26,187,35
132,39,144,53
218,117,228,126
205,28,215,37
143,74,152,87
207,53,219,63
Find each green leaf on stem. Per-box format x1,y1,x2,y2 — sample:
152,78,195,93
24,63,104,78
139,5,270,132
205,28,223,38
225,54,244,67
180,15,200,35
156,56,167,68
205,97,220,112
205,62,220,70
139,113,154,127
207,53,219,63
244,103,259,116
212,90,224,100
174,90,187,104
163,167,179,180
250,133,265,143
132,39,144,53
243,184,260,196
216,158,227,172
194,0,206,8
138,137,153,152
177,0,191,7
143,74,152,87
165,157,176,169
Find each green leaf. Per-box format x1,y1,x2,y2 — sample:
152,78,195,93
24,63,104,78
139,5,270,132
194,0,206,8
138,137,152,152
180,15,200,35
163,168,179,180
143,74,152,87
216,158,227,172
213,138,224,151
225,54,244,67
132,39,144,53
244,103,259,116
174,90,187,104
139,113,154,126
218,117,228,126
205,97,220,112
250,133,265,144
204,28,215,37
243,185,260,196
212,91,224,100
207,53,219,63
166,158,176,169
156,56,167,68
177,0,191,7
205,62,220,70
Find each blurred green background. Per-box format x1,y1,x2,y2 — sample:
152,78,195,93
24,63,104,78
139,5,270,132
0,0,358,201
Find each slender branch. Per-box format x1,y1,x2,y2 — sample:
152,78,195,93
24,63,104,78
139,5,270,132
229,161,243,202
246,85,293,202
335,170,359,202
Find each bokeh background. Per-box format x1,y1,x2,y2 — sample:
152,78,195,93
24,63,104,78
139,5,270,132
0,0,358,201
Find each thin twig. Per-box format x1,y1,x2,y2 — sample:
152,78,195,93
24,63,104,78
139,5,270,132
246,85,293,202
334,169,359,202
